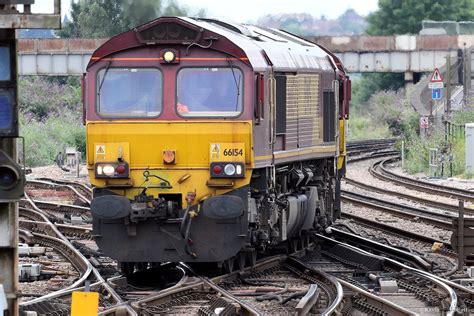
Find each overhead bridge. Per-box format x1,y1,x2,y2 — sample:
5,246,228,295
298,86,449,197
17,35,474,76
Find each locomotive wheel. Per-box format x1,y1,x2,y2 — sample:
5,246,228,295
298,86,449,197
120,262,135,275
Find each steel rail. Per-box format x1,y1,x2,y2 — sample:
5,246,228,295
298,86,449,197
19,193,122,309
317,232,458,316
34,177,93,200
294,284,319,315
19,207,46,222
207,255,344,315
336,278,416,316
340,211,449,246
327,227,432,271
25,199,90,214
19,219,92,240
19,230,89,275
26,179,91,205
371,158,474,203
342,190,454,229
344,177,474,215
285,257,344,316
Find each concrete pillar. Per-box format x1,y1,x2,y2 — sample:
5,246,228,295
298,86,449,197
404,71,414,89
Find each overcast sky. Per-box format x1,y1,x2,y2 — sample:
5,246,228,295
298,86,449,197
30,0,379,22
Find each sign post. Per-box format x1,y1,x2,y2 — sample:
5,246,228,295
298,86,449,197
428,68,444,101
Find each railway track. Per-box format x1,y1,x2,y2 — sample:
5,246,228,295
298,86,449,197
19,199,91,224
346,138,397,156
316,231,474,315
371,157,474,203
339,211,449,246
130,255,343,315
26,179,91,206
344,175,474,215
35,177,92,196
18,194,122,315
22,138,474,315
19,219,92,240
342,190,454,229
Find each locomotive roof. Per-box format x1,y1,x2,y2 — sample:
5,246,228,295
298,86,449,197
88,16,339,73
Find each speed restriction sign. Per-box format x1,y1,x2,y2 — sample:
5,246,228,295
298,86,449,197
420,116,429,129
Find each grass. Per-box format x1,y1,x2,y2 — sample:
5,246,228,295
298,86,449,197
347,114,391,140
21,112,85,167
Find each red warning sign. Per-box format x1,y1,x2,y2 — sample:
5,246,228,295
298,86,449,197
430,68,444,82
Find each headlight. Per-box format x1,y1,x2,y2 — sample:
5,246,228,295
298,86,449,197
224,164,236,176
102,165,115,176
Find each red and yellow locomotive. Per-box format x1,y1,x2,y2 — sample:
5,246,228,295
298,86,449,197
84,17,350,273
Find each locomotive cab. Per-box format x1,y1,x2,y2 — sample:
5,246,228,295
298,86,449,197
84,17,349,272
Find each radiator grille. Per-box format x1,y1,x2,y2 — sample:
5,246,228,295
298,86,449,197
285,74,321,148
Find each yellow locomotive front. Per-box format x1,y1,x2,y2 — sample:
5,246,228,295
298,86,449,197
85,19,258,269
85,17,349,272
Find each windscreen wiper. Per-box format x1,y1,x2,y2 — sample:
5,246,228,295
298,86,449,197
227,58,241,111
97,61,112,96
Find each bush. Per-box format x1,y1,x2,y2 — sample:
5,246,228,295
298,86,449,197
19,76,84,167
19,77,81,121
20,111,85,167
348,88,418,141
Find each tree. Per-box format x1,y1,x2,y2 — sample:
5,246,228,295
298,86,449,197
367,0,474,35
58,0,195,38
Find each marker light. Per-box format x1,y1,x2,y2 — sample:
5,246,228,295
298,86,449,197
96,165,103,175
115,165,126,174
212,165,222,175
224,164,236,176
236,164,242,175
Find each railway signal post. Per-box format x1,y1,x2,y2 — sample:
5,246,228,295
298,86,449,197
0,1,60,314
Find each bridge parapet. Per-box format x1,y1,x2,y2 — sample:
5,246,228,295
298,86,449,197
311,35,471,52
15,35,474,75
310,35,474,73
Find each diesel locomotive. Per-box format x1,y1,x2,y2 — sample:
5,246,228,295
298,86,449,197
85,17,351,273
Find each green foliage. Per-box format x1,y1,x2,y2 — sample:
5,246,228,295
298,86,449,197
18,77,85,167
367,0,474,35
451,108,474,125
58,0,198,38
21,113,85,167
19,77,81,121
348,89,417,141
402,107,474,176
352,73,405,104
347,114,391,140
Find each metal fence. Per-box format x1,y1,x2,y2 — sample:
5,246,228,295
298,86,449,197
447,121,466,140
